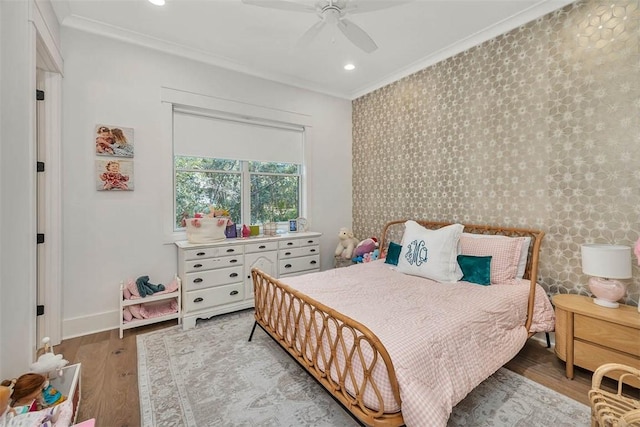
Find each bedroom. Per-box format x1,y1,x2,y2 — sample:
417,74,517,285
0,0,638,425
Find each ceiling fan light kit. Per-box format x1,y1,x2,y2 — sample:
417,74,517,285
242,0,412,53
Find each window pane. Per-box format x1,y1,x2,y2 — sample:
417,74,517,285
175,171,241,228
248,161,299,174
250,174,299,223
175,156,240,171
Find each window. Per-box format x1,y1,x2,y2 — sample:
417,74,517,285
174,158,300,229
172,109,305,231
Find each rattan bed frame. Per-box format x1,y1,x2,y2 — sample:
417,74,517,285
250,220,545,427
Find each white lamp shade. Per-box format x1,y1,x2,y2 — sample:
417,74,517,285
581,244,632,279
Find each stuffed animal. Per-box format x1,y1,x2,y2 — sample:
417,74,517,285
354,237,379,257
30,337,68,378
335,228,359,259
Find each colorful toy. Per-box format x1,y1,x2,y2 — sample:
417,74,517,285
354,237,378,257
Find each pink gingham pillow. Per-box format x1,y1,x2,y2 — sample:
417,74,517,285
459,235,524,284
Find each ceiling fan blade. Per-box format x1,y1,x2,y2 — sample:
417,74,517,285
337,18,377,53
343,0,414,15
297,20,327,47
241,0,316,13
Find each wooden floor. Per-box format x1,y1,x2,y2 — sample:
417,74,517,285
56,322,600,426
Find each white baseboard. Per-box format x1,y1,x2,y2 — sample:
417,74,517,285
62,310,119,340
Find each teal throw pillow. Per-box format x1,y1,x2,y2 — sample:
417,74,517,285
385,242,402,266
457,255,492,286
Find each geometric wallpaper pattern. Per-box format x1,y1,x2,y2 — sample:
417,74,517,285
352,0,640,306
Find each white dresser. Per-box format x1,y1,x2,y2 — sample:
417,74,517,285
176,231,321,329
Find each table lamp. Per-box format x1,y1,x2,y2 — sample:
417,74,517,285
581,244,632,308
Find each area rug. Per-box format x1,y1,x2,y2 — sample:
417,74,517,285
137,310,590,427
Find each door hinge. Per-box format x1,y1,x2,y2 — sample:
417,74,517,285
36,90,45,101
37,233,45,244
37,161,45,172
37,305,45,316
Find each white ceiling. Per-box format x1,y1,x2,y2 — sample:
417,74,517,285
51,0,574,99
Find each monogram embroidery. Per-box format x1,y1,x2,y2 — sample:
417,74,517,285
405,239,428,266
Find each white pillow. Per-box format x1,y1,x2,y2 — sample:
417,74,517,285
461,233,531,279
397,221,464,282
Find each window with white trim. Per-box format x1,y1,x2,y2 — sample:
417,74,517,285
173,109,303,230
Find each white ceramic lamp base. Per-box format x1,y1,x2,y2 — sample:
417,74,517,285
588,277,626,309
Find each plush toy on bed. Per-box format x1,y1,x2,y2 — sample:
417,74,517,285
354,237,378,257
335,228,359,258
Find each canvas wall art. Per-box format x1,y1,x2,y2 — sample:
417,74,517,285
95,124,134,157
96,159,134,191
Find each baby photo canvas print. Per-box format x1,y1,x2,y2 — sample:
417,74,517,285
96,159,134,191
94,124,134,157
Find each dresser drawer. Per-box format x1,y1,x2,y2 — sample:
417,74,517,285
245,241,278,253
575,314,640,357
184,283,244,312
279,255,320,275
184,255,243,273
184,266,244,291
279,245,320,259
279,239,300,249
183,245,244,260
299,237,320,247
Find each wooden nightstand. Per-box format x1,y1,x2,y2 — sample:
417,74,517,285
553,294,640,386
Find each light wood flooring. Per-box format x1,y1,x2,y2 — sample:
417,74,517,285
56,320,600,426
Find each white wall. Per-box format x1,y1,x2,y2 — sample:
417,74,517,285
61,28,353,338
0,0,38,378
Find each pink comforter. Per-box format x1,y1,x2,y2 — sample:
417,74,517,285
281,260,555,427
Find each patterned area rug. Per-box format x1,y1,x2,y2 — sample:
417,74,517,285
137,310,590,427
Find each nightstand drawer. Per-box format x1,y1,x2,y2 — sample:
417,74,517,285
575,314,640,357
574,341,640,387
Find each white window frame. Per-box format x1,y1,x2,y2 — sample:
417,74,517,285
161,87,312,242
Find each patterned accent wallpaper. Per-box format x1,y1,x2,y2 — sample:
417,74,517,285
352,0,639,305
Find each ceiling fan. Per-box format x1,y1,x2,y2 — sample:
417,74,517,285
241,0,412,53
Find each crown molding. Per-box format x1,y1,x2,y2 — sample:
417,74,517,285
348,0,575,100
60,14,351,100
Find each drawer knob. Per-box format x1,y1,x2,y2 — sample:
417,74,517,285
287,242,293,246
310,260,317,265
196,252,205,256
194,297,204,303
194,263,203,268
285,252,291,256
308,240,313,244
230,273,238,278
226,248,235,253
259,245,266,249
230,259,238,263
310,249,316,253
285,264,292,268
194,278,203,283
230,290,239,296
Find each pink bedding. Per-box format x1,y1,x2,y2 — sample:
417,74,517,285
280,260,555,427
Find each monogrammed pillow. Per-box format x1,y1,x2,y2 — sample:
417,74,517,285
397,221,464,282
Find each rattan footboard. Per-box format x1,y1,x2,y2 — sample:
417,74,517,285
251,269,404,427
252,220,545,426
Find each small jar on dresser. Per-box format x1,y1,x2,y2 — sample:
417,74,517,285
176,231,321,330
